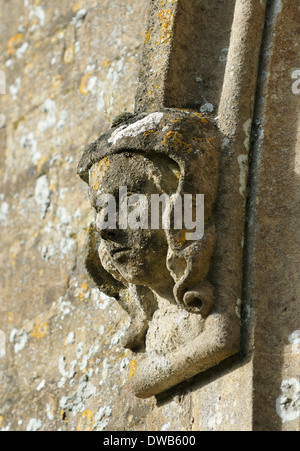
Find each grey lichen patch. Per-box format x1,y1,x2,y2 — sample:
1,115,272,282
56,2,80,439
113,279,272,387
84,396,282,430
26,418,43,432
9,328,29,354
0,330,6,358
276,378,300,424
34,175,51,220
59,374,97,417
0,200,9,225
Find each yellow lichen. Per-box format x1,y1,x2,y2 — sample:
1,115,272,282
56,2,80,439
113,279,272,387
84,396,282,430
64,46,74,64
32,320,48,340
36,155,48,173
91,158,110,191
143,130,155,137
52,74,62,89
0,416,3,428
7,34,23,55
31,18,39,28
157,9,174,44
177,230,188,246
72,3,80,12
144,31,151,44
79,73,92,95
10,254,16,267
79,283,89,302
8,312,14,323
57,31,65,40
51,30,65,44
129,359,137,378
24,63,33,75
190,112,209,124
162,131,192,154
77,410,95,432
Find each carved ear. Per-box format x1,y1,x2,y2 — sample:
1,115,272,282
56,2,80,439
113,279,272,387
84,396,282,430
85,224,125,298
183,282,214,317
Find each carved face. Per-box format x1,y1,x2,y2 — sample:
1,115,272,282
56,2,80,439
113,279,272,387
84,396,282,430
78,110,228,398
89,153,178,297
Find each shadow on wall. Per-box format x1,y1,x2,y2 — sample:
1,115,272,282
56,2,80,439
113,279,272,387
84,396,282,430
157,1,300,433
245,0,300,431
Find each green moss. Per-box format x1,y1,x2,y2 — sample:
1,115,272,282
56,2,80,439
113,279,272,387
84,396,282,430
111,112,135,128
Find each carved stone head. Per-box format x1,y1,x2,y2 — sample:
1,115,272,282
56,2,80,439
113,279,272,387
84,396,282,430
78,109,228,397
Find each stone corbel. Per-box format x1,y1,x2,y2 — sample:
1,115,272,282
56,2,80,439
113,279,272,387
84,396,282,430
78,108,239,397
77,0,267,397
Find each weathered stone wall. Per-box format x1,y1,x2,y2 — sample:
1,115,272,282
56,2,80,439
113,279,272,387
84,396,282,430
245,0,300,431
0,0,152,431
0,0,299,432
